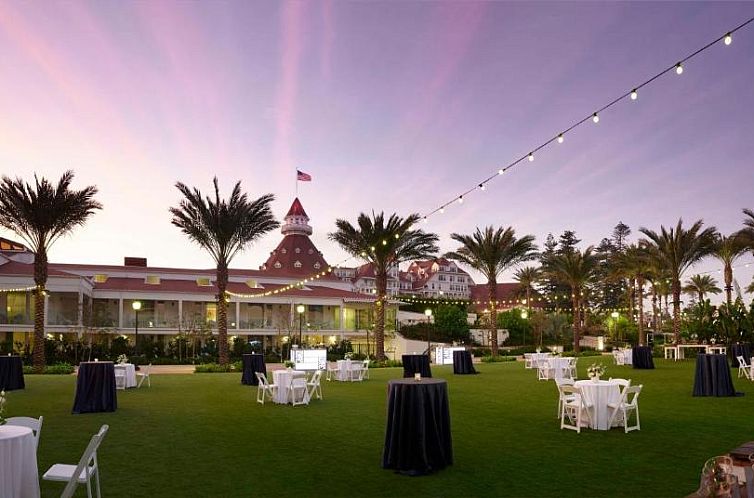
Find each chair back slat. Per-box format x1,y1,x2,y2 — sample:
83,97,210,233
60,425,109,498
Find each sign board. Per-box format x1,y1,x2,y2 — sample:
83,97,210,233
290,349,327,370
434,346,466,365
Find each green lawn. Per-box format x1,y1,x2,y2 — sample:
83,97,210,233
6,359,751,497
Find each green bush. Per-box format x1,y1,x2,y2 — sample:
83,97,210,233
23,363,75,375
194,363,239,373
371,359,403,368
561,350,604,358
481,355,517,363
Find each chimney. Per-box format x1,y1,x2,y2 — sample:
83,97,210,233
124,257,147,267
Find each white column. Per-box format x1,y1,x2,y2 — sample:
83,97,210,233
43,293,49,327
77,290,84,327
178,300,183,329
118,298,124,329
236,301,240,330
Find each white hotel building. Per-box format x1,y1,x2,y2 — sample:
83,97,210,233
0,199,394,351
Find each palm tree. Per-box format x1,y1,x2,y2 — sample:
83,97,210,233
329,212,438,361
712,233,748,304
682,274,722,304
613,244,654,345
543,247,599,353
170,178,278,366
514,266,541,314
0,171,101,371
640,219,717,344
445,226,537,356
740,208,754,247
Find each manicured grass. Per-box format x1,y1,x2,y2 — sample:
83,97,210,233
7,359,752,497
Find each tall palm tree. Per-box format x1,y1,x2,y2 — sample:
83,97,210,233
329,212,438,361
514,265,541,314
640,219,717,344
682,274,722,304
712,233,748,304
170,178,278,366
445,226,537,356
740,208,754,247
543,247,599,353
0,171,101,371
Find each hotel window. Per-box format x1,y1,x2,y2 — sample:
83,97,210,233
145,275,160,285
196,277,212,287
93,274,108,283
246,279,258,288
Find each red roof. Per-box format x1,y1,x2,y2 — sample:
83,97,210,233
261,234,337,279
0,260,77,278
286,198,308,218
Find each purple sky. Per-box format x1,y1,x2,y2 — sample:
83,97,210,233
1,2,753,298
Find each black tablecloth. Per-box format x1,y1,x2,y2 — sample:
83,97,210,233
402,355,432,378
731,344,752,368
0,356,25,391
241,354,267,385
693,354,739,397
383,378,453,475
632,346,655,369
452,350,477,375
72,362,117,414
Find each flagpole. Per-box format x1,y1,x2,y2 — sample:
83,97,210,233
295,169,298,197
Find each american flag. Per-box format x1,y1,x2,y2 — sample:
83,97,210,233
296,170,312,182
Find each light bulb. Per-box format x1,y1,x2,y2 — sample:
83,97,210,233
423,217,427,224
439,207,445,214
528,153,534,162
592,113,599,123
630,89,638,100
557,133,564,144
479,183,485,191
498,168,503,175
382,240,387,245
457,196,463,204
675,63,683,75
724,33,732,45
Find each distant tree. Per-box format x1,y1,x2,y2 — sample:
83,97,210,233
445,226,537,356
539,233,570,310
170,177,279,365
557,230,581,255
329,212,439,361
497,309,532,346
640,219,717,344
612,221,631,252
433,305,470,342
683,274,722,304
712,233,749,305
0,171,101,371
514,266,541,314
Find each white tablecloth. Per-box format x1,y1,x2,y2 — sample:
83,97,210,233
272,370,306,404
531,353,552,368
0,425,40,498
575,380,621,430
618,349,633,365
546,358,572,380
335,360,352,381
115,363,137,388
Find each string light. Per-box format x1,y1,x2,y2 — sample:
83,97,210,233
557,133,564,144
0,285,37,293
528,153,534,162
724,32,733,45
630,89,638,100
457,196,463,204
592,112,599,123
675,62,683,75
479,183,486,191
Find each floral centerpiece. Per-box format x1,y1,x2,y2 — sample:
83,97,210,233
283,360,295,369
587,363,606,381
344,352,354,360
117,354,129,365
0,390,7,426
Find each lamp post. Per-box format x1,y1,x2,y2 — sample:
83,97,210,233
611,311,619,342
424,308,432,357
296,304,305,346
132,301,142,356
521,309,528,346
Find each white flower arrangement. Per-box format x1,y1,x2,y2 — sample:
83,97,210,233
587,363,606,379
344,352,354,360
0,390,7,426
117,354,129,364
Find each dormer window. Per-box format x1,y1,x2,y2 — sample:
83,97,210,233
93,274,108,283
246,279,258,288
274,262,282,269
295,248,301,254
145,275,160,285
294,260,302,268
314,262,321,269
308,249,314,254
196,277,212,287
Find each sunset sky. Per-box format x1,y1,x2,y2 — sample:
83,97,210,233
1,2,753,296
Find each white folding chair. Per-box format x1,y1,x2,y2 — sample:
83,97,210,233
290,376,311,406
537,359,551,381
614,350,625,366
114,368,126,390
609,377,632,395
737,356,751,380
554,378,575,418
6,416,43,452
137,363,152,388
43,425,109,498
326,362,339,381
524,353,534,369
559,385,591,433
349,363,365,382
607,384,642,433
361,360,370,380
569,357,578,379
307,370,323,400
255,372,277,405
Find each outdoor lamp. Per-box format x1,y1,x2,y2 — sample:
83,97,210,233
132,301,142,356
611,311,619,319
521,310,528,320
296,304,305,345
132,301,142,311
424,309,432,318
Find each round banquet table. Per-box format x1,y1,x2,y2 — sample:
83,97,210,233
402,354,432,378
114,363,137,388
693,354,738,397
382,378,452,475
546,357,572,380
336,360,353,381
0,425,40,498
0,355,25,391
72,361,117,414
271,369,306,404
241,354,267,386
452,350,477,375
574,379,622,430
632,346,655,369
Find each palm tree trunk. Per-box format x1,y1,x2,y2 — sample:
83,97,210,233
374,272,387,361
526,287,531,315
572,288,580,353
724,263,733,305
628,278,636,325
637,277,645,346
651,286,658,332
488,280,498,356
672,279,681,344
216,265,229,366
33,249,48,372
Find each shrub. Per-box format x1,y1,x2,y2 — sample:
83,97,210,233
194,363,238,373
23,363,75,375
561,350,604,358
371,359,403,368
481,355,517,363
